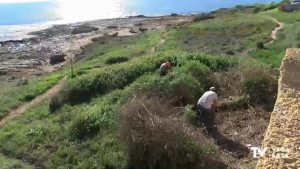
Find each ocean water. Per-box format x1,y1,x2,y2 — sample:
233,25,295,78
0,0,280,42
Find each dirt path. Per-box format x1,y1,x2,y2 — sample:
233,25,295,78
256,48,300,168
0,80,64,125
240,17,284,57
150,33,167,53
268,17,284,45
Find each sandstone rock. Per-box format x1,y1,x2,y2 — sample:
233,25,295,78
50,53,66,65
256,48,300,168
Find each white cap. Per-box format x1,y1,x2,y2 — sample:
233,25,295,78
210,87,216,91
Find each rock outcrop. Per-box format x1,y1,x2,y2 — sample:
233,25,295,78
257,48,300,168
71,25,99,35
50,53,66,65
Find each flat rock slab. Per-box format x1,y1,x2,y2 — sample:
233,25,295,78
0,59,44,70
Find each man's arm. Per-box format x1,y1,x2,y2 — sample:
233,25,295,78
211,99,218,111
211,95,219,111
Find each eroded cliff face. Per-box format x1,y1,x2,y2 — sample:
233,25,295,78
257,48,300,169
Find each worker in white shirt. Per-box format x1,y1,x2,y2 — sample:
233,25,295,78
197,87,219,127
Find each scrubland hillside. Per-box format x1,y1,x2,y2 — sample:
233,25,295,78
1,3,299,169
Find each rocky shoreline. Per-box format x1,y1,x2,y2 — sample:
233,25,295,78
0,15,193,83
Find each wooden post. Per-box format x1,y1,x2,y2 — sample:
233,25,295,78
70,57,74,78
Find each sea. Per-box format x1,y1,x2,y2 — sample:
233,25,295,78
0,0,280,42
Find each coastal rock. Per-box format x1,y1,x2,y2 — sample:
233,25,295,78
0,59,43,69
91,36,106,44
139,27,148,32
50,53,66,65
30,25,72,38
107,25,118,29
134,23,143,26
129,28,139,33
0,70,7,75
111,32,119,37
71,25,99,35
130,15,146,18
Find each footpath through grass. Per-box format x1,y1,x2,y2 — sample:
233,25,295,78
250,8,300,67
0,73,64,118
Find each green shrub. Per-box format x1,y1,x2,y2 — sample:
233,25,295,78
131,72,204,104
49,93,65,113
242,76,277,110
69,114,98,140
69,112,111,140
180,61,211,83
230,96,249,110
61,55,163,105
193,14,215,22
256,42,264,49
263,3,279,11
168,73,204,104
180,53,237,71
253,6,263,13
105,56,129,64
218,96,249,111
68,90,123,140
184,105,198,125
53,52,237,109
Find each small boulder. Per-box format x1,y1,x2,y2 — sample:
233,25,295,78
111,32,119,37
225,50,235,55
139,27,148,32
91,36,106,44
50,53,66,65
129,28,138,33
